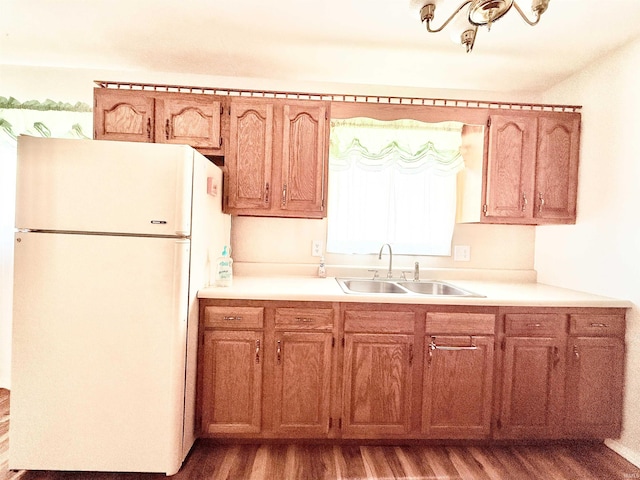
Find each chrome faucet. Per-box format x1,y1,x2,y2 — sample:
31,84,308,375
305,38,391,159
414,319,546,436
378,243,393,278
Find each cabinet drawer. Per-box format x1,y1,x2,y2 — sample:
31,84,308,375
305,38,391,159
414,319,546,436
275,307,334,330
204,306,264,329
344,310,414,333
504,314,565,336
426,312,495,335
569,314,625,336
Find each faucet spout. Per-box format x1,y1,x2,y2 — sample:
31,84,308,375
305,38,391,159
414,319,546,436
378,243,393,278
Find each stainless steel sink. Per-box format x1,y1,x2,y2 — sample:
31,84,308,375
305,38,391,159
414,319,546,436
397,281,474,296
336,278,482,297
338,279,408,294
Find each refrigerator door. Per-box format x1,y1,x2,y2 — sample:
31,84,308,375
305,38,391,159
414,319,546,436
10,232,190,475
15,136,193,237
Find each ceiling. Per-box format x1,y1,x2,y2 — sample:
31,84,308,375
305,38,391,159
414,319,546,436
3,0,640,94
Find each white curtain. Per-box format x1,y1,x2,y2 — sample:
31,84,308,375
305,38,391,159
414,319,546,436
327,118,463,256
0,99,92,388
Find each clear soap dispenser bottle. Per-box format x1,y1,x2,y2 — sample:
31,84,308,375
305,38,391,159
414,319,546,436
215,246,233,287
318,256,327,278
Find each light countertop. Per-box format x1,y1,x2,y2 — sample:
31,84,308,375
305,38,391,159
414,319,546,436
198,276,631,308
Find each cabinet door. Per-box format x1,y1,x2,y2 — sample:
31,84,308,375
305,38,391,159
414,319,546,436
227,100,274,211
342,333,414,437
534,113,580,222
498,336,565,439
156,95,222,149
280,102,329,216
200,330,263,435
565,336,624,437
94,89,154,142
485,114,537,221
272,331,333,436
422,335,494,438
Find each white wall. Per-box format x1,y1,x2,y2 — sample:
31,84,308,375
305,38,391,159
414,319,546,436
536,37,640,466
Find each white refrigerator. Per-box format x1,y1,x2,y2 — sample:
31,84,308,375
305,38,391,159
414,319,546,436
10,136,230,475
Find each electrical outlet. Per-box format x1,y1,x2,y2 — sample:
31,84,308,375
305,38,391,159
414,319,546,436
311,240,323,257
454,245,471,262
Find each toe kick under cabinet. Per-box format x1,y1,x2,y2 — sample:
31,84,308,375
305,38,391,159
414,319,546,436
197,300,626,441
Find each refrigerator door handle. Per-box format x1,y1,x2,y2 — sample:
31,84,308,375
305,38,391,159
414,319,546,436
173,240,190,324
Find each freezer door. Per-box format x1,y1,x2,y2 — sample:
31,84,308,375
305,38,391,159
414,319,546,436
15,136,193,236
10,232,190,475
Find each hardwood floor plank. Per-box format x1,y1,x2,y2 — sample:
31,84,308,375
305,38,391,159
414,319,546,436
285,444,337,480
445,446,492,480
466,446,515,480
336,445,369,479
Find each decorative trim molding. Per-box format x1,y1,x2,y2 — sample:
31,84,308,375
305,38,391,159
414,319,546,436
94,80,582,113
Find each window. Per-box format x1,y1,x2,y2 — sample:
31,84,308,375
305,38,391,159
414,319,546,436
327,118,464,256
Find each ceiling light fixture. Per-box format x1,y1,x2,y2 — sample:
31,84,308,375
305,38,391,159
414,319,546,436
420,0,550,53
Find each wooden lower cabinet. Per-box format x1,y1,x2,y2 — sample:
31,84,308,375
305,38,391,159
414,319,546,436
422,335,494,438
565,313,625,437
498,335,566,439
272,330,333,436
341,332,414,437
198,300,626,442
200,329,263,435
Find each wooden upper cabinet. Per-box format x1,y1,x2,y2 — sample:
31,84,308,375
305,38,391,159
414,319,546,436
280,103,328,214
94,88,225,154
156,95,222,149
483,111,580,224
485,114,537,221
226,100,274,211
225,98,330,218
534,114,580,222
94,89,154,143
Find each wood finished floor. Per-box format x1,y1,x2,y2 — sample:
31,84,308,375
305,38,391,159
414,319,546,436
2,389,639,480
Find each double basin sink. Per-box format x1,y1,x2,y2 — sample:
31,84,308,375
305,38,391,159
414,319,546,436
336,278,483,297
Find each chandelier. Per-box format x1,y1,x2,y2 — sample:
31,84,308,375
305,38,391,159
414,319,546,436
419,0,550,53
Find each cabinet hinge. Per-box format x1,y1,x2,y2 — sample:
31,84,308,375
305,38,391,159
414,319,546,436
487,117,491,128
329,417,332,429
219,137,223,147
332,337,335,348
220,104,223,115
341,337,345,348
500,338,505,351
339,418,342,429
483,204,488,215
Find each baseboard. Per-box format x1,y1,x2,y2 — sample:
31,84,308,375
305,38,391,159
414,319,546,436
606,439,640,468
